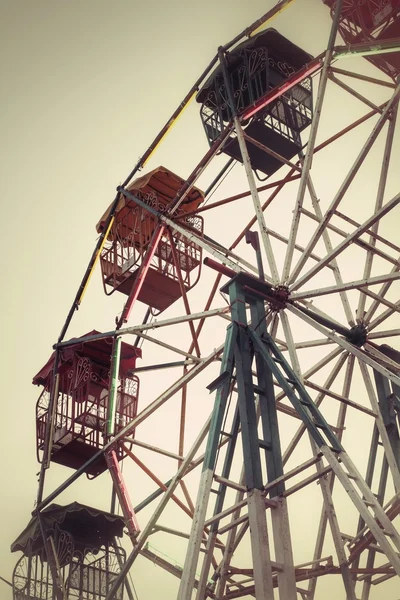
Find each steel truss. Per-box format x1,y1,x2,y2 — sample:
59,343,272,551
18,1,400,599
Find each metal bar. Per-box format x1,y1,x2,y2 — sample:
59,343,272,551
287,304,400,388
117,224,165,327
166,228,201,357
328,72,384,113
305,172,355,325
329,66,396,89
105,449,140,539
356,95,399,322
290,191,400,292
107,337,122,437
291,271,400,300
282,0,343,282
288,82,400,285
298,206,400,265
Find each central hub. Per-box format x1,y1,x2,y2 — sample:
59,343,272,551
346,323,368,347
270,284,290,310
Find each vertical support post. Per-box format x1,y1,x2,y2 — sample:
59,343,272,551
117,223,165,328
250,296,297,599
229,281,275,599
195,406,241,599
105,449,140,540
177,323,236,600
107,336,122,438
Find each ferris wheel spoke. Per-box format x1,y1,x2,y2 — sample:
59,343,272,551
287,304,400,387
364,265,400,326
275,345,345,403
281,0,341,284
356,98,399,322
288,82,400,285
290,191,400,293
305,173,355,326
291,271,400,301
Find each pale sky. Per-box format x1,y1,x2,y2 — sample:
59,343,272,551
1,1,399,599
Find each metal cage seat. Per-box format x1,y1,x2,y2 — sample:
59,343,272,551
96,166,205,313
11,503,126,600
196,28,314,177
323,0,400,79
33,332,141,477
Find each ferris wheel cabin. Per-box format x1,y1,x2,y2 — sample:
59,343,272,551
97,166,205,313
323,0,400,79
11,502,126,600
196,28,314,176
33,332,141,477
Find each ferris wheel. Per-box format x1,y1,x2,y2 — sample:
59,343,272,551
9,1,400,599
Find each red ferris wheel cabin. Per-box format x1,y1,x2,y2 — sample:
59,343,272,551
323,0,400,79
96,166,205,313
33,332,141,477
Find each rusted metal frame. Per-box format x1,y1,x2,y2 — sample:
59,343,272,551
122,445,194,519
307,355,354,599
166,228,201,357
328,72,384,113
179,173,302,219
313,102,386,153
242,131,302,172
282,0,343,283
304,173,355,326
356,96,399,323
329,66,396,89
297,207,400,264
36,346,222,513
292,271,400,301
282,353,348,465
290,191,400,292
105,449,140,540
287,304,400,387
117,224,165,328
288,81,400,285
105,413,213,600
